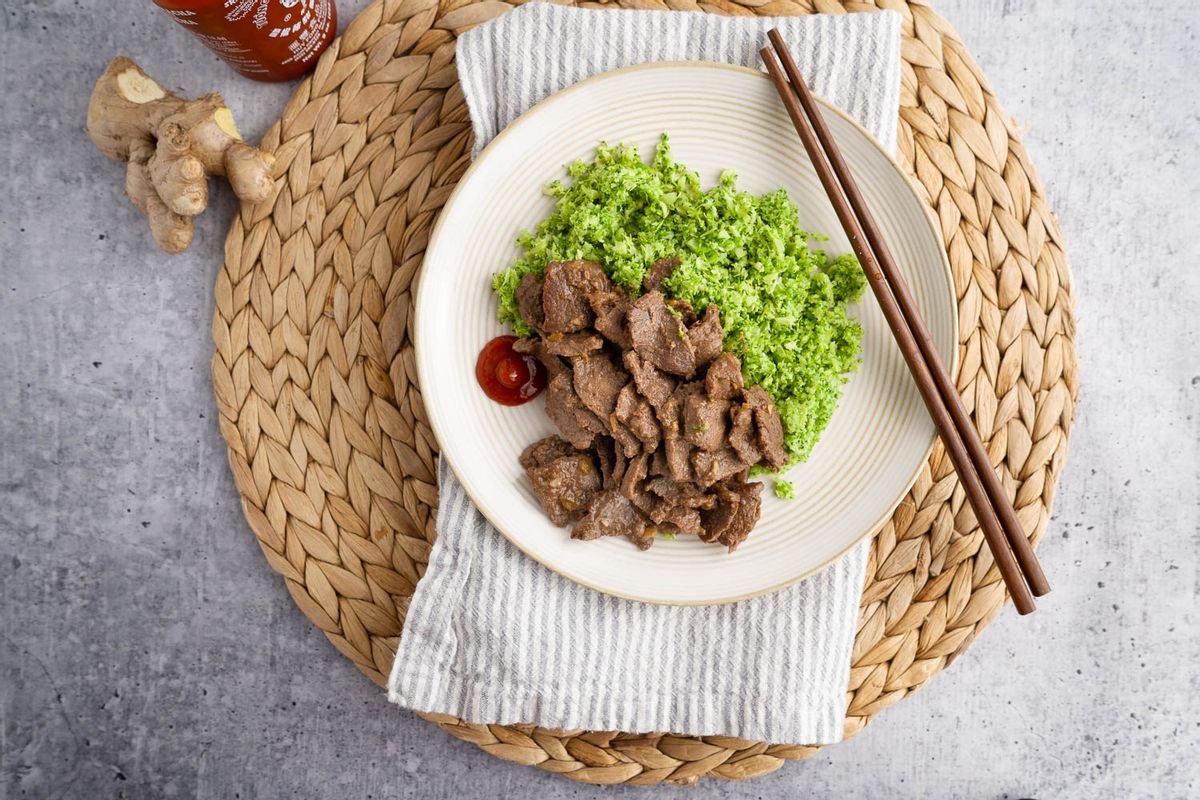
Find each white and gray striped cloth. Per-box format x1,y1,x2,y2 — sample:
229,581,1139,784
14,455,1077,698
388,3,901,744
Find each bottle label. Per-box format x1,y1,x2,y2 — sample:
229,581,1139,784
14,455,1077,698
159,0,334,78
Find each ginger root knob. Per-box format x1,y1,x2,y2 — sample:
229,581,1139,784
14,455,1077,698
85,56,276,254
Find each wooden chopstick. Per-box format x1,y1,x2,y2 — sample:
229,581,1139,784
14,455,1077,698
764,30,1050,600
760,36,1046,615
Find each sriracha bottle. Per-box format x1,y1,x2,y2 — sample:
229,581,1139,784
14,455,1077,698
153,0,337,82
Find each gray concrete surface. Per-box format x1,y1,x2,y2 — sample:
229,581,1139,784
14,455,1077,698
2,1,1197,797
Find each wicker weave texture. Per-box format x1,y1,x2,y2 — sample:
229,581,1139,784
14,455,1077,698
210,0,1077,785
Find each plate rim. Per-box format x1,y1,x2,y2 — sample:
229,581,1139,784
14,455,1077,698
414,60,959,605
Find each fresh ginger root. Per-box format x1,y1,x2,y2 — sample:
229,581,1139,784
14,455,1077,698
86,57,275,253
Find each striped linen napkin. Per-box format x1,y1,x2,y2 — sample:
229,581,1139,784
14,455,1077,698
388,3,901,743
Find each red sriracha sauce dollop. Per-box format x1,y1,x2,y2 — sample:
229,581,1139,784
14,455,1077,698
476,335,546,406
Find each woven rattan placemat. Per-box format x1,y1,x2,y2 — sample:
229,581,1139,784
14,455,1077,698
210,0,1077,785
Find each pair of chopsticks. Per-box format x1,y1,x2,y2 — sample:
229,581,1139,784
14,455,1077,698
761,31,1050,615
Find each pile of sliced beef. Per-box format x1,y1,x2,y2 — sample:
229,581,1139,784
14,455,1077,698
515,258,788,552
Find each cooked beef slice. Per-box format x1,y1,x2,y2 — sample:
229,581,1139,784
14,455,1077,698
623,350,677,410
519,435,577,470
619,455,657,520
611,420,642,458
544,331,603,357
643,477,701,501
706,481,763,551
595,437,617,489
728,402,764,464
628,290,696,377
573,351,628,421
653,387,680,432
516,273,545,330
610,443,628,487
673,380,705,407
745,385,788,470
705,352,744,401
541,260,611,333
597,436,636,486
615,383,661,449
627,485,656,516
683,391,729,452
664,429,694,482
513,337,567,380
698,486,737,544
571,489,650,546
649,447,669,480
666,298,696,326
644,476,714,534
655,392,694,481
526,453,601,526
653,504,705,536
687,305,723,369
545,371,604,449
691,447,751,488
588,291,633,349
628,528,657,551
620,451,651,501
643,476,679,499
642,256,680,292
643,479,713,519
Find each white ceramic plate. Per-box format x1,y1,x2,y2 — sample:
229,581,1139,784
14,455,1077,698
415,63,957,605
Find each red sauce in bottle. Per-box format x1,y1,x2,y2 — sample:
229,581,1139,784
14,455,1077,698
153,0,337,82
476,336,546,406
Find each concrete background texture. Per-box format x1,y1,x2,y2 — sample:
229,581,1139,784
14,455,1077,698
1,1,1197,797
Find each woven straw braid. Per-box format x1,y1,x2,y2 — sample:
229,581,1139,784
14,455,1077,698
211,0,1077,785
